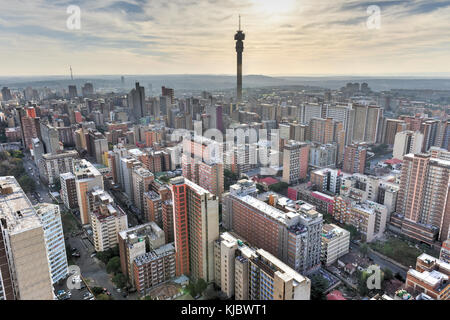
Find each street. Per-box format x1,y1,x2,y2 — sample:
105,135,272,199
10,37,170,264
67,235,131,300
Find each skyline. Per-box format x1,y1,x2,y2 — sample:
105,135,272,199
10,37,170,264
1,0,450,76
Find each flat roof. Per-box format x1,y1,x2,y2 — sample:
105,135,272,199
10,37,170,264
0,176,41,234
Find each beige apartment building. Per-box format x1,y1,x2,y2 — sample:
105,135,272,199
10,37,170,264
74,159,104,225
0,176,54,300
321,224,350,266
132,167,154,213
214,232,311,300
118,222,165,286
89,188,128,252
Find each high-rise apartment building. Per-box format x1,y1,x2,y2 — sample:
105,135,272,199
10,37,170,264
120,156,142,201
38,150,79,185
383,119,407,145
128,82,146,119
132,167,154,213
393,130,424,160
40,122,61,154
181,136,224,199
309,143,338,168
0,177,54,300
118,222,165,286
89,188,128,252
214,232,311,300
343,144,367,174
282,141,310,184
35,203,68,284
321,224,350,266
310,168,345,194
171,177,219,282
60,172,78,210
68,85,78,98
133,243,176,296
351,104,382,144
74,159,104,225
396,153,450,244
333,196,387,242
223,180,323,274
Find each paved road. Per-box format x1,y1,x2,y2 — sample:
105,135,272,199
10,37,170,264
68,235,128,300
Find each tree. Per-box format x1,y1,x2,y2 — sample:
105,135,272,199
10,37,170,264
186,283,197,297
106,256,121,275
112,272,127,289
96,293,111,300
358,271,370,297
269,182,289,193
18,175,36,193
195,279,207,295
360,243,369,257
91,287,104,295
383,268,393,281
310,275,329,300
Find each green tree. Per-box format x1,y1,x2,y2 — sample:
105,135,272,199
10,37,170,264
96,293,111,300
310,275,329,300
106,256,121,275
91,287,104,295
269,182,289,193
358,271,370,297
360,243,369,257
0,151,9,161
186,283,197,297
18,175,36,193
383,268,393,281
195,279,207,295
112,272,127,289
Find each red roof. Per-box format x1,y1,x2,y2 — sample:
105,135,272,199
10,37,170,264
385,158,403,165
254,177,279,186
326,290,346,301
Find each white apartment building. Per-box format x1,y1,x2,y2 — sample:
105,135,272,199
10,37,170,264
0,176,54,300
393,130,424,160
321,224,350,266
35,203,68,284
89,188,128,252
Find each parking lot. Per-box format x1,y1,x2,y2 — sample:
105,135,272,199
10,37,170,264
54,274,93,301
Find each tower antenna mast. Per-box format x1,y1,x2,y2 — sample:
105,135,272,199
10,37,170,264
70,66,74,81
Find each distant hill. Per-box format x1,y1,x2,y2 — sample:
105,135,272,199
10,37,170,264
1,74,450,92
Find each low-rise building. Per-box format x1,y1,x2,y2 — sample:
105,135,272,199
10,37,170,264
405,254,450,300
441,240,450,264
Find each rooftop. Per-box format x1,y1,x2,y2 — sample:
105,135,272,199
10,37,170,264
0,176,42,234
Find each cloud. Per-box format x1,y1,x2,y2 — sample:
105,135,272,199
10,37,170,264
0,0,449,76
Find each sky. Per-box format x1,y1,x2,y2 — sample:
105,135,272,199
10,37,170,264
1,0,450,76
